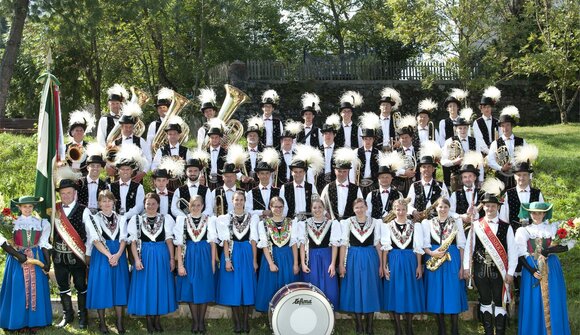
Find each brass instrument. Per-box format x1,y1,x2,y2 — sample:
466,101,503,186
104,144,119,164
392,111,402,131
382,210,396,223
151,91,191,154
428,121,436,141
416,197,441,222
203,85,250,150
496,145,513,177
356,164,374,188
66,144,86,163
448,139,464,192
215,194,225,216
178,198,191,215
426,228,458,271
402,154,417,176
130,86,150,108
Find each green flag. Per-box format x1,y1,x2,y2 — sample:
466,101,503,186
34,72,64,221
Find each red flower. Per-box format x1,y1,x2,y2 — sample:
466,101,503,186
557,228,568,239
567,219,574,227
1,208,10,216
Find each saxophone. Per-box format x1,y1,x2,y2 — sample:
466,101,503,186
426,228,458,271
415,197,441,222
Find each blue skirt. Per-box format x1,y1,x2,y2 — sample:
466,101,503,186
0,246,52,330
303,247,339,309
87,240,130,309
255,245,300,312
217,241,256,306
518,255,571,335
127,241,177,316
339,246,381,313
383,248,425,313
176,240,215,304
423,245,468,314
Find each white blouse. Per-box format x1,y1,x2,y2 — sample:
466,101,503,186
83,211,128,246
0,215,51,249
293,217,342,247
216,213,259,244
339,217,382,247
514,221,575,257
173,214,218,246
421,213,466,250
126,213,175,242
382,219,424,254
257,217,298,249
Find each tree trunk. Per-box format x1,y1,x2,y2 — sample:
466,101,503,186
0,0,30,120
150,22,174,89
85,31,102,119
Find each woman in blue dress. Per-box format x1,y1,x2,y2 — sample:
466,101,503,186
216,190,259,334
0,196,52,334
84,190,130,334
515,202,573,335
382,198,425,335
296,198,341,309
339,198,383,335
421,198,467,335
127,193,177,333
255,196,300,313
174,195,218,334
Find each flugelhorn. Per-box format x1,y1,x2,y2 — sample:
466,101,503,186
151,91,191,153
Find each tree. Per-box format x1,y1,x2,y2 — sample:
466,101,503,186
0,0,30,120
510,0,580,124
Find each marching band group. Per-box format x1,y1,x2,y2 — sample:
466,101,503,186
0,83,573,335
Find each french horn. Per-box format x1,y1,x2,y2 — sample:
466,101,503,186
496,145,513,177
447,139,463,161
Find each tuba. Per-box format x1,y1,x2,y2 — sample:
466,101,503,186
496,145,513,177
106,88,149,144
151,91,191,153
203,85,250,150
131,86,150,108
66,144,86,164
426,228,458,271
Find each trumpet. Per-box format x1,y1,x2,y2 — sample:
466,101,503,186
66,144,86,163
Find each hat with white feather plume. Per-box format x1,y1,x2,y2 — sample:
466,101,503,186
417,98,437,116
444,88,469,109
55,165,82,191
225,144,248,171
107,83,129,102
377,151,405,176
358,112,381,137
418,140,442,167
290,144,324,174
260,89,279,108
333,147,359,170
379,87,402,110
156,156,185,179
245,115,264,136
68,109,96,135
206,118,226,137
114,143,148,171
185,149,210,169
164,115,184,133
321,114,341,133
480,86,501,106
118,102,143,125
281,120,304,139
301,93,321,115
512,143,538,173
498,105,520,125
454,107,475,126
397,114,417,136
339,91,364,111
85,142,106,167
256,147,280,172
459,151,484,176
155,87,174,107
480,177,505,204
198,87,218,112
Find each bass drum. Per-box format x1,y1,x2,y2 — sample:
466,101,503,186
269,282,334,335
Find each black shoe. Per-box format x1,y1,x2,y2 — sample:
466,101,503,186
495,314,506,335
116,321,126,334
56,294,75,328
146,317,155,334
482,312,493,335
154,316,164,333
77,293,89,329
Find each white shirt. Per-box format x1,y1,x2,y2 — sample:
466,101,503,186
363,147,372,178
417,125,431,144
262,114,283,146
96,112,119,147
407,179,449,213
395,146,416,176
472,116,503,153
487,135,528,172
498,186,544,224
380,115,391,145
113,180,145,218
156,188,170,215
421,214,466,249
170,180,214,217
320,181,363,218
440,136,485,182
323,143,335,173
342,122,353,148
151,143,192,170
281,149,293,180
246,183,273,216
196,126,207,150
213,185,237,213
449,185,479,219
210,146,221,174
279,181,319,217
62,200,77,217
365,185,393,218
515,222,576,256
146,117,164,152
86,176,100,210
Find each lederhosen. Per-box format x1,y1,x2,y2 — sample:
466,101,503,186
261,118,281,149
335,124,359,149
454,188,484,219
297,126,320,147
369,188,402,219
445,136,477,190
110,182,140,215
357,147,379,196
53,204,88,294
77,177,109,213
317,145,336,192
494,136,524,190
206,147,227,190
327,183,359,220
176,184,209,214
283,182,313,218
472,220,510,307
505,188,541,232
393,146,419,197
375,117,396,151
475,117,498,149
412,180,444,219
65,141,89,175
276,150,293,187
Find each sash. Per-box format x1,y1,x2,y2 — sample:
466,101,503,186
474,219,511,304
54,204,87,263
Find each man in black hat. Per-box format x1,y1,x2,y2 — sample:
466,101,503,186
205,126,228,190
171,158,213,217
260,94,283,149
77,154,108,214
246,161,279,218
152,168,174,216
276,131,295,187
212,163,240,216
438,93,461,146
53,177,91,329
97,84,128,147
393,126,420,196
146,88,173,150
335,102,361,149
196,93,218,150
357,128,379,197
240,124,263,191
376,92,398,151
279,160,319,218
109,159,145,218
473,93,500,155
66,112,92,175
317,124,338,192
296,104,321,148
151,122,192,171
407,156,449,221
449,163,484,224
414,103,438,148
463,193,517,335
320,159,362,220
114,110,151,182
365,163,402,220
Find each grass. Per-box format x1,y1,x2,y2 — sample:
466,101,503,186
0,124,578,334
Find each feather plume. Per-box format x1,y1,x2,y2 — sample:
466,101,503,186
293,144,324,175
481,177,505,196
483,86,501,102
500,105,520,120
246,115,264,130
120,102,143,118
206,117,226,131
301,93,321,112
55,165,81,183
380,87,402,110
514,144,539,165
462,151,484,169
115,143,147,171
225,144,249,168
168,115,184,126
197,87,217,105
190,149,210,165
358,112,381,130
459,107,475,121
107,84,129,100
325,114,341,130
68,109,96,133
450,88,469,101
85,142,105,158
398,114,417,129
418,98,437,112
261,89,280,104
333,147,360,168
285,120,304,135
259,148,281,168
159,156,185,179
340,91,364,108
157,87,174,100
420,140,442,160
378,151,405,171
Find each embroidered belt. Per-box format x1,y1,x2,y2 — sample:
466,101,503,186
54,241,73,254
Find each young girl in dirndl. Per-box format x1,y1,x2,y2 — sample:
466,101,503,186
84,190,130,334
0,196,52,333
515,202,573,335
421,198,467,335
382,198,425,335
174,195,218,334
127,193,177,333
339,198,383,335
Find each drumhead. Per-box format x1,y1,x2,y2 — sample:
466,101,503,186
270,284,334,335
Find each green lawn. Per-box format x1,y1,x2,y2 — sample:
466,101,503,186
0,124,578,334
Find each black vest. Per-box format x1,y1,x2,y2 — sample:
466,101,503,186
474,219,510,266
335,124,359,148
412,180,444,212
327,182,359,219
251,187,280,210
260,118,281,148
412,122,436,148
115,136,142,148
369,188,401,219
375,116,396,150
505,187,541,230
153,117,162,133
357,147,379,180
454,188,483,216
496,136,524,154
54,203,87,244
111,182,140,213
297,126,320,147
276,151,293,186
177,184,209,212
283,182,314,217
476,117,498,147
160,144,189,160
106,115,117,138
77,177,108,208
205,147,227,181
444,118,455,140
